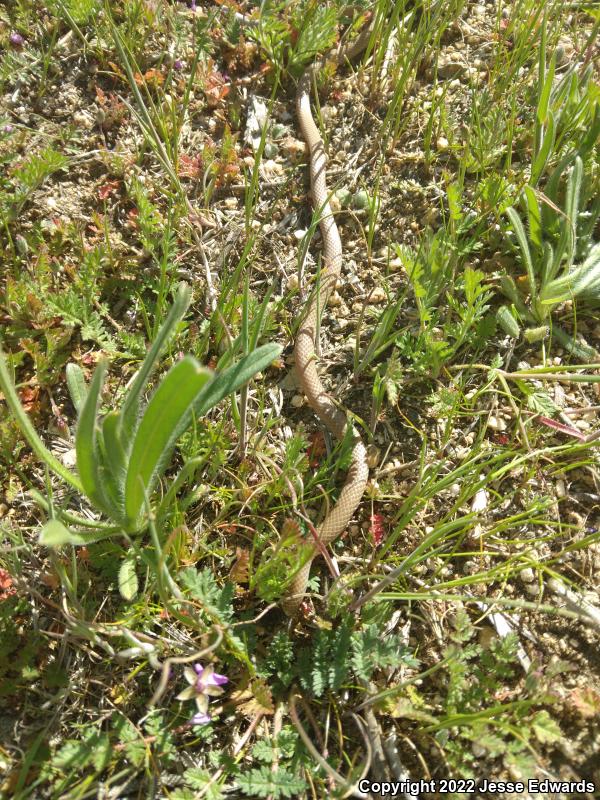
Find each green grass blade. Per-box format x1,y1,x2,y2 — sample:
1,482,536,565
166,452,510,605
124,356,213,526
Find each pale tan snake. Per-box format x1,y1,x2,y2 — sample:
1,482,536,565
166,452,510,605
282,22,373,616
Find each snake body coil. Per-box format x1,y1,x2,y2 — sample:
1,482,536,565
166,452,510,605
282,26,372,616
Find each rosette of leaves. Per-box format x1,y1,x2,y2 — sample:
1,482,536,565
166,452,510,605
499,156,600,355
0,282,282,543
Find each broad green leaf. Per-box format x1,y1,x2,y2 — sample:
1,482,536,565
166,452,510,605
563,155,582,268
541,243,600,303
506,207,537,305
101,411,127,493
552,326,599,362
124,356,212,526
39,519,116,547
523,186,542,252
523,325,549,343
66,363,88,414
499,274,528,315
40,519,80,547
536,51,555,125
530,110,555,186
118,555,139,601
496,306,520,338
119,282,192,442
75,359,116,517
194,343,282,416
541,240,555,287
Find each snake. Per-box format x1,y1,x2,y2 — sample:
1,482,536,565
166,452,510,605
281,21,373,616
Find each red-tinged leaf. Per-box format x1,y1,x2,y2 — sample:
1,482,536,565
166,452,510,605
281,518,301,541
570,687,600,718
134,68,164,88
18,386,40,414
178,153,203,179
98,180,120,200
229,547,250,584
126,208,139,229
536,416,586,440
370,513,385,546
0,568,16,601
307,431,326,468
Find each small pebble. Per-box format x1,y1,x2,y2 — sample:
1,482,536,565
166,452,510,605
519,567,535,583
488,415,506,431
369,287,386,304
61,449,77,468
291,394,304,408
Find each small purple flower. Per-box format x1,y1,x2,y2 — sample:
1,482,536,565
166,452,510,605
2,125,14,134
173,59,183,71
177,663,228,722
9,33,24,48
190,711,211,726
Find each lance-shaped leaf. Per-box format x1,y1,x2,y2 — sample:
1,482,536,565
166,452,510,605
75,360,119,517
536,50,555,126
530,110,555,186
523,185,542,253
506,207,537,306
119,281,192,444
540,243,600,305
96,410,128,516
0,345,83,493
40,519,118,547
118,554,139,601
194,343,282,416
124,356,212,527
66,363,88,413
